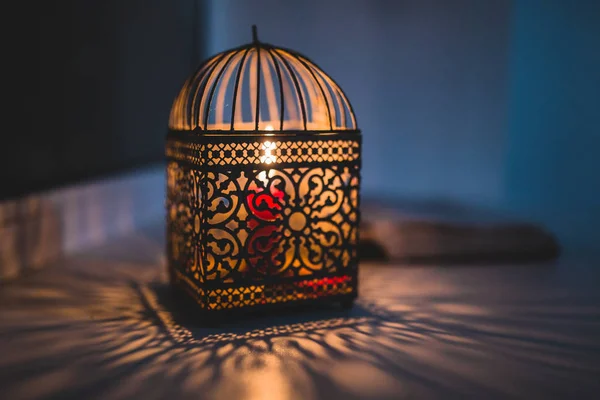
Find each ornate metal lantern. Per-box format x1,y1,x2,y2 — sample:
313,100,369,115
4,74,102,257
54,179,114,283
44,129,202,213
166,27,361,312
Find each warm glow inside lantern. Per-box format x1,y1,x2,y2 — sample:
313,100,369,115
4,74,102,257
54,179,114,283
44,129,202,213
166,27,361,311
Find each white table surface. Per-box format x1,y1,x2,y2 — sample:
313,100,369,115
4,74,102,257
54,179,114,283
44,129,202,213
1,224,599,400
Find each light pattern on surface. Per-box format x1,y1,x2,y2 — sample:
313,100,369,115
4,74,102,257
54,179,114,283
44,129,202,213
2,244,599,400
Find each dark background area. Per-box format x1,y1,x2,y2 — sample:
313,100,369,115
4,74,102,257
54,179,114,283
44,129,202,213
3,0,600,254
3,0,207,201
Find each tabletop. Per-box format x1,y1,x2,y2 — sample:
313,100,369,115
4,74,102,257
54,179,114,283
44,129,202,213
1,224,599,399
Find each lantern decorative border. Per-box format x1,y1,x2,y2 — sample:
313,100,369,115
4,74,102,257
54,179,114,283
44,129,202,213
166,27,361,312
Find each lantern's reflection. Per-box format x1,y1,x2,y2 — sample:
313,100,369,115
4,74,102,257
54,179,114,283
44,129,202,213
1,232,600,399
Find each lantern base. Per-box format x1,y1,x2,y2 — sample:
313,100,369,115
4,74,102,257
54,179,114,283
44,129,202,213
169,268,358,314
169,290,358,326
340,298,355,309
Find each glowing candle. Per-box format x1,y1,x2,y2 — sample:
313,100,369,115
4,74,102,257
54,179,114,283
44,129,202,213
246,140,283,276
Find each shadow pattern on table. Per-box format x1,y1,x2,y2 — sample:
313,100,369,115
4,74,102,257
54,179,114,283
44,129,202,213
1,233,600,399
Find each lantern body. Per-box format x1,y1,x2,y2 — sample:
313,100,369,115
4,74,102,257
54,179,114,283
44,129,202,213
166,39,361,311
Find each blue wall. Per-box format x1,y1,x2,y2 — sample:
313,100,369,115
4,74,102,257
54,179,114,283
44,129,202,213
505,0,600,253
208,0,512,207
208,0,600,253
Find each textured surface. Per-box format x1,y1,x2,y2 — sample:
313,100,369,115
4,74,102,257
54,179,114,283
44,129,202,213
0,167,165,282
1,224,599,399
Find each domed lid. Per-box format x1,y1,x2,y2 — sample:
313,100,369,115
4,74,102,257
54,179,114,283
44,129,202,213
169,26,357,133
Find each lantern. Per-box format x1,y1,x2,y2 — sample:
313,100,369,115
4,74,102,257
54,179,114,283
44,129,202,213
166,27,361,312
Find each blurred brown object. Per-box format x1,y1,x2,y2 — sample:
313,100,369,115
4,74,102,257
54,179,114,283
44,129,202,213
360,198,560,264
0,197,62,280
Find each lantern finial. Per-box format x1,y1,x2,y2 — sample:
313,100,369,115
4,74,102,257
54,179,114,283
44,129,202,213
252,25,258,43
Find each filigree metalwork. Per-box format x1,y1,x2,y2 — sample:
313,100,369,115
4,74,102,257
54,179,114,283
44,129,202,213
167,27,361,311
167,134,360,310
166,137,360,166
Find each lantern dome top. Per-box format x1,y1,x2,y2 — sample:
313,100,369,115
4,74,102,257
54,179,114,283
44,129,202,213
169,26,357,132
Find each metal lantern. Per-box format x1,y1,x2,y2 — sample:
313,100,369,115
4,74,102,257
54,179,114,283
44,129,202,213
166,27,361,312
